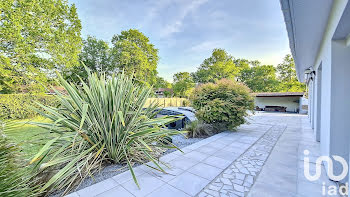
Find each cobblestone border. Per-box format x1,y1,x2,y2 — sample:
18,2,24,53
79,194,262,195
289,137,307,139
196,124,287,197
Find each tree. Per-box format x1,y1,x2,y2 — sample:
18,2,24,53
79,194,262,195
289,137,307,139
154,76,172,89
0,0,82,93
64,36,110,82
192,49,239,83
173,72,195,97
111,29,159,86
234,58,250,72
240,65,280,92
277,54,297,82
234,58,260,81
277,54,306,92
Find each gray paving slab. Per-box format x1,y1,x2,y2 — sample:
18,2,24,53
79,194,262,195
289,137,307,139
182,150,210,162
196,146,220,155
64,192,80,197
121,172,165,197
159,152,180,163
76,178,119,197
187,163,222,180
214,150,241,161
168,172,211,196
146,184,190,197
247,181,296,197
147,166,184,182
170,156,199,170
112,166,146,184
96,185,134,197
202,156,232,169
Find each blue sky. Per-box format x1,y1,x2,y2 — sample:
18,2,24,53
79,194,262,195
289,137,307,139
68,0,290,82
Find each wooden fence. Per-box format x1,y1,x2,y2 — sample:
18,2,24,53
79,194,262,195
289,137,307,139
144,98,189,108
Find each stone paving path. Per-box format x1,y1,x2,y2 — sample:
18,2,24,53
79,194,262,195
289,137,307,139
67,115,273,197
248,113,340,197
67,113,340,197
197,124,286,197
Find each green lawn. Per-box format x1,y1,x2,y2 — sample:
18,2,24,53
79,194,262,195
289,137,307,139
4,117,53,160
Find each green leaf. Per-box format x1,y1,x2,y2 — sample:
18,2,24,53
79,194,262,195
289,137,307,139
80,103,89,129
117,111,125,127
40,143,98,192
30,137,59,164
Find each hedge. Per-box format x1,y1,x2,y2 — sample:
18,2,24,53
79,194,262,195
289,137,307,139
0,94,57,119
0,95,191,119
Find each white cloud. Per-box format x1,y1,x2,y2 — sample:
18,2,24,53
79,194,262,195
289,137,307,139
189,40,228,52
159,0,209,38
139,0,173,28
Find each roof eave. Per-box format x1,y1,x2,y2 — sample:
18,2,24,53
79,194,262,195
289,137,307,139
280,0,304,82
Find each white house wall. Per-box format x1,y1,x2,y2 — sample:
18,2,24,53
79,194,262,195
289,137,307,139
311,79,316,128
254,97,300,112
329,40,350,182
314,64,322,142
281,0,350,188
299,97,308,114
314,39,350,183
319,40,332,171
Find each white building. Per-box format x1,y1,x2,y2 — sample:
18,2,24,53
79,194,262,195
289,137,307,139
253,92,306,113
280,0,350,185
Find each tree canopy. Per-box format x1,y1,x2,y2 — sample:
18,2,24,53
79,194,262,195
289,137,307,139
239,64,281,92
64,36,111,82
154,76,172,89
192,51,306,93
277,54,305,92
0,0,82,93
192,49,239,83
0,1,304,97
173,72,195,98
111,29,159,86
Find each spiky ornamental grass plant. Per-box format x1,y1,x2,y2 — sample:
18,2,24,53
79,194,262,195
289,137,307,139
30,70,182,195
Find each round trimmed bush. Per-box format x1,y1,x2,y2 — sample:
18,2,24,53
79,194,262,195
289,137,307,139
191,78,254,130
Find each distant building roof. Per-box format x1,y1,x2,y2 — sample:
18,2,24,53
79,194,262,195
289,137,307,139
252,92,305,97
47,86,67,95
154,88,173,92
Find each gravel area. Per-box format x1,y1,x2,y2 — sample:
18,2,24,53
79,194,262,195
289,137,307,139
163,133,203,155
66,133,204,194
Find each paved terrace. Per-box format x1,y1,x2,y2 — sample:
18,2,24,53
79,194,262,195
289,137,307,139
67,113,339,197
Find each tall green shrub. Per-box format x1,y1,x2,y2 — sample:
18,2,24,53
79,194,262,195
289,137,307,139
0,94,57,119
30,71,181,195
191,79,254,131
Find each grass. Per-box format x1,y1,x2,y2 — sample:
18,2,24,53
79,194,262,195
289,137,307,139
4,116,54,160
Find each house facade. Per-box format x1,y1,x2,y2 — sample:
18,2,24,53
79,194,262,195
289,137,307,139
280,0,350,185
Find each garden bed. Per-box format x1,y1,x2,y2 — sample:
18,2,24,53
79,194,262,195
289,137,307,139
53,133,204,196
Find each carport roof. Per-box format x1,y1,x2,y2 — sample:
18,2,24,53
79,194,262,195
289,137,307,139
252,92,305,97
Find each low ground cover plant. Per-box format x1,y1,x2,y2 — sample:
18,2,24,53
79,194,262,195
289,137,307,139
30,70,182,195
190,79,254,137
185,120,216,138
